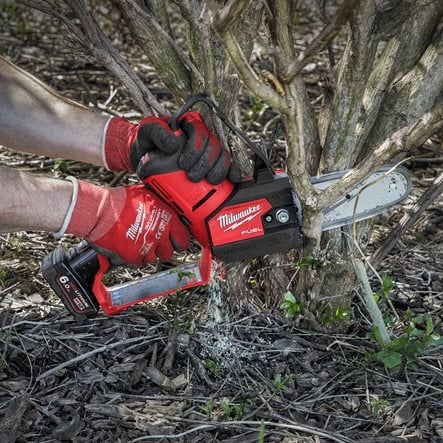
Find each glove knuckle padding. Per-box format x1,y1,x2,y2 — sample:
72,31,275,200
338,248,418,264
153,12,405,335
179,114,209,169
139,123,180,154
177,112,240,185
130,117,184,171
180,134,209,171
187,139,220,182
207,151,230,185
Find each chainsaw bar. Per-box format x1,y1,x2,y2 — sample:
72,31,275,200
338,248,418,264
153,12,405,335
312,165,411,231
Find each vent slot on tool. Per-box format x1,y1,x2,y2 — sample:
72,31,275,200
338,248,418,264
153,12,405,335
150,179,171,200
192,189,216,212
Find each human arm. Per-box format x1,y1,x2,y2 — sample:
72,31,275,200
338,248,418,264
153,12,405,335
0,56,241,183
0,56,109,167
0,165,73,233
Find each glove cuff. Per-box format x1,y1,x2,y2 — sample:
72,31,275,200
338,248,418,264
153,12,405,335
62,179,126,241
103,117,137,171
53,176,78,239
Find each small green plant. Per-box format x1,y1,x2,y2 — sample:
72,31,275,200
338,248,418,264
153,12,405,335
258,420,266,443
334,305,351,320
174,270,196,281
167,270,196,303
298,255,323,271
373,274,396,327
247,96,268,121
272,373,292,394
8,238,21,256
321,305,352,324
415,232,425,243
0,268,11,287
374,274,395,302
201,399,216,416
368,395,391,418
166,269,197,331
52,159,68,175
370,312,443,371
204,358,221,377
280,291,306,317
220,399,249,420
183,316,195,335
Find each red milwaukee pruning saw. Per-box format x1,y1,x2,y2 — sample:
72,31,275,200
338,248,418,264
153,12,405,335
42,93,411,317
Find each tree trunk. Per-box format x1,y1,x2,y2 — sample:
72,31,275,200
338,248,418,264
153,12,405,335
290,0,443,330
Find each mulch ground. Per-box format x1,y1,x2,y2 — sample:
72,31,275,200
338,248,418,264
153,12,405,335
0,3,442,442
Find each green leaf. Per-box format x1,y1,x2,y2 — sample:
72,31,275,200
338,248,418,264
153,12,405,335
376,350,402,369
412,315,424,325
283,291,296,304
411,328,425,338
425,314,434,336
382,274,395,293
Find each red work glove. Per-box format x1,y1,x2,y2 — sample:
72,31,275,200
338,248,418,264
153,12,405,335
104,113,241,185
61,179,190,267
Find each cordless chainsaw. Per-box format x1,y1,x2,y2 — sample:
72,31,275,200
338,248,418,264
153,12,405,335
42,93,411,317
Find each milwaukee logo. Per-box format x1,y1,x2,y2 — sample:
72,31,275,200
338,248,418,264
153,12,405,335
126,202,145,241
218,204,262,232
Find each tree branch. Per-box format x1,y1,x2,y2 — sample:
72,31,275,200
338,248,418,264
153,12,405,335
145,0,174,38
265,1,321,177
19,0,166,115
266,0,296,65
360,25,443,158
318,98,443,211
212,0,253,33
351,3,443,164
112,0,198,102
65,0,166,114
353,259,390,345
321,0,379,171
374,0,442,39
218,29,285,110
282,0,360,82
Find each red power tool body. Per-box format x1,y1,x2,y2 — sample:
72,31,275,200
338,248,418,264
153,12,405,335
42,94,303,317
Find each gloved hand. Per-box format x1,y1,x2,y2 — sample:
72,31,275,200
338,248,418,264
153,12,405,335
61,179,190,267
176,112,242,184
104,113,241,185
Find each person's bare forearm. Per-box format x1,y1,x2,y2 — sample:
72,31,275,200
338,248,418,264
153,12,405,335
0,56,109,166
0,165,72,233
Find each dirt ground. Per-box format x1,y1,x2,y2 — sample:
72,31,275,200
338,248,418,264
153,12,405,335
0,3,442,443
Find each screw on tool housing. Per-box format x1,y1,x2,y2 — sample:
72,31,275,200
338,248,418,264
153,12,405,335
276,209,290,223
